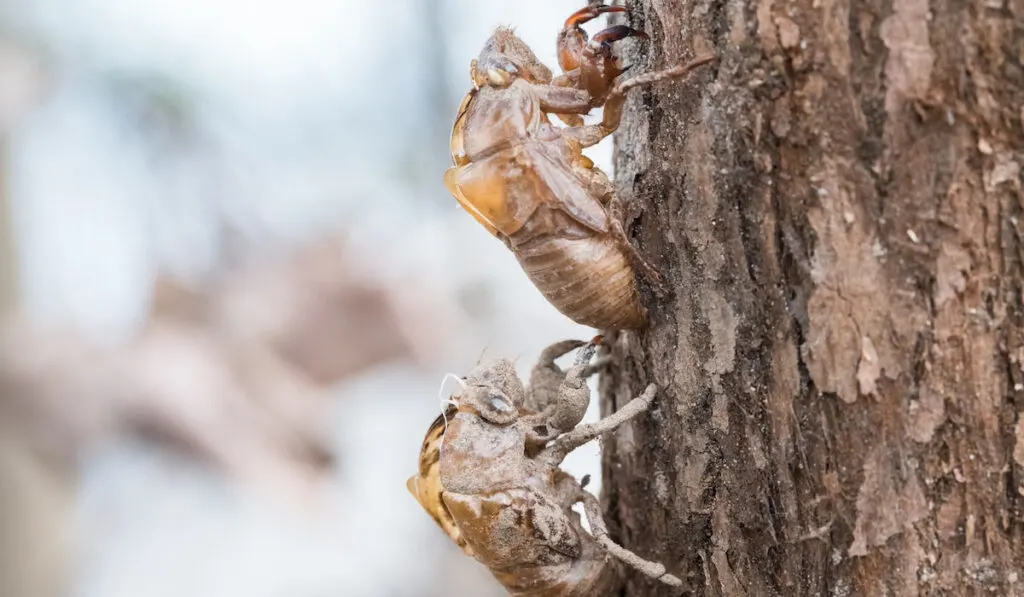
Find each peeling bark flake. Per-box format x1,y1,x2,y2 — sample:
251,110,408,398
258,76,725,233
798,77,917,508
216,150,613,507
849,446,928,556
907,387,946,443
879,0,935,110
856,335,880,396
1014,417,1024,467
934,244,971,308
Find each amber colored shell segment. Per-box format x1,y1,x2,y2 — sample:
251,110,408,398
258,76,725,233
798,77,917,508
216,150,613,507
514,235,645,329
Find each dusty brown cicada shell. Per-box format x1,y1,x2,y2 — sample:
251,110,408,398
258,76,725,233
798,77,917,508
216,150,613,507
407,339,681,596
444,4,715,329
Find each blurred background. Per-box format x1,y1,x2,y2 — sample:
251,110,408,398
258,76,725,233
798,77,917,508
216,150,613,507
0,1,618,596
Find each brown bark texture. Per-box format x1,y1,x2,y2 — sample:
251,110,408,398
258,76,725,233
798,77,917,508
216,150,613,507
600,0,1024,594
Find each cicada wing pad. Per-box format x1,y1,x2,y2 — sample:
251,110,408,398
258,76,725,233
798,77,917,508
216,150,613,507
446,153,545,237
518,141,611,235
447,142,612,240
450,90,476,167
406,407,475,556
445,167,501,237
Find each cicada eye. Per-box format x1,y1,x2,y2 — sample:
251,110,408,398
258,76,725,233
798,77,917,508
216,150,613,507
486,63,517,87
477,390,517,424
488,392,513,413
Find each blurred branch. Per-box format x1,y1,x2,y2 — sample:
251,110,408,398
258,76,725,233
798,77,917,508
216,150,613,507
421,0,455,152
400,0,458,203
0,135,13,314
0,430,72,597
155,235,422,384
0,235,429,499
0,32,64,597
0,35,46,312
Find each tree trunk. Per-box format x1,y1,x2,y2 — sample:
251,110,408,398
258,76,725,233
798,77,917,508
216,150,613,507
601,0,1024,594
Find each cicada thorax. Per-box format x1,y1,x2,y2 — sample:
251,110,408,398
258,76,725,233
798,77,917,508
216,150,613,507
446,81,647,330
439,413,528,494
434,409,616,596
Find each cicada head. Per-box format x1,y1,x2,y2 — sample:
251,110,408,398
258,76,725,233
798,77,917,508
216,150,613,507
453,359,526,427
472,27,552,89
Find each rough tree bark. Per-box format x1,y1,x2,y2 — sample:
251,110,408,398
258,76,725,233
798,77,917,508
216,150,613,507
600,0,1024,594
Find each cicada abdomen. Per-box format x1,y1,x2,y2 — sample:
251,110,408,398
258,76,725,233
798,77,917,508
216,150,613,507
513,233,644,329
